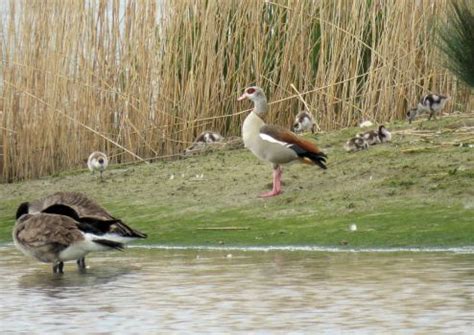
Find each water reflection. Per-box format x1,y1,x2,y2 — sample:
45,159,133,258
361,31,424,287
0,246,472,333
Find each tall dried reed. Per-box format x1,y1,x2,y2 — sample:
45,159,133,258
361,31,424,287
0,0,471,182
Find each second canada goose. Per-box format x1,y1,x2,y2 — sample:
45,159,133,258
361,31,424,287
87,151,108,181
17,192,147,270
13,212,124,273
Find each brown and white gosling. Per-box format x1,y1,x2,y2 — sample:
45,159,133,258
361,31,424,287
407,94,449,124
15,192,147,272
357,125,391,145
87,151,108,181
344,136,369,152
344,125,391,152
185,131,224,154
292,110,316,134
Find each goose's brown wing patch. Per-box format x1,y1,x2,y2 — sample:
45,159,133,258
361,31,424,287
16,214,84,249
260,125,323,154
32,192,114,220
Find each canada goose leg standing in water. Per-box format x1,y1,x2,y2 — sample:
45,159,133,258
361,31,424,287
77,257,86,271
53,261,64,274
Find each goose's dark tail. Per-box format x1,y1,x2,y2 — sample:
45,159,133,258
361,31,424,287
289,143,328,170
303,151,328,170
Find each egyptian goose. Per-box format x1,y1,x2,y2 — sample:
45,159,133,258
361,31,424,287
407,94,449,123
238,86,327,197
357,125,391,145
292,110,316,134
185,131,224,154
87,151,108,181
16,192,147,270
13,212,124,273
344,136,369,152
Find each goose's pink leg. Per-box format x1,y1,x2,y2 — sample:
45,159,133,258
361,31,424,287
259,166,283,198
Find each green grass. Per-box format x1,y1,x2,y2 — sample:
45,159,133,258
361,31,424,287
1,113,473,248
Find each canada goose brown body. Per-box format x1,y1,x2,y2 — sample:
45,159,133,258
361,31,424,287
22,192,146,238
13,213,123,273
15,192,146,271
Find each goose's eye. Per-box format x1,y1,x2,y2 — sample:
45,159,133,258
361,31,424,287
246,88,256,95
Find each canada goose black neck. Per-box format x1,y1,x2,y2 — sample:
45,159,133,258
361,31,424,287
16,202,30,220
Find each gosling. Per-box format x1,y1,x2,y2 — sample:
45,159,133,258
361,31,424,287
344,136,369,152
357,125,391,145
292,110,316,134
87,151,108,181
185,131,223,154
407,94,449,123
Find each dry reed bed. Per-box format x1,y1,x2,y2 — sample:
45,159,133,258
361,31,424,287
0,0,471,182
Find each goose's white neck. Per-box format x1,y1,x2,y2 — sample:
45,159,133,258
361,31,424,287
253,97,268,117
242,111,264,147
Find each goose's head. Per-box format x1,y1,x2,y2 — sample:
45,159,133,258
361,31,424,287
238,86,268,116
237,86,265,102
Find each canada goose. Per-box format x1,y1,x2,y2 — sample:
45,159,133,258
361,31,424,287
292,110,316,134
185,131,224,154
344,136,369,152
87,151,108,181
407,94,449,123
13,212,124,273
238,86,327,197
16,192,147,270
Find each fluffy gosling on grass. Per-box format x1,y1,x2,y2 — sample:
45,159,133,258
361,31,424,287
344,136,369,152
292,110,316,134
407,94,449,124
185,131,224,154
344,125,391,152
87,151,108,181
357,125,391,145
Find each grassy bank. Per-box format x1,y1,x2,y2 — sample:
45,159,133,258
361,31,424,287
1,113,473,248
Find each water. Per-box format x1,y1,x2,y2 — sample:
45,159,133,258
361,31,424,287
0,245,472,334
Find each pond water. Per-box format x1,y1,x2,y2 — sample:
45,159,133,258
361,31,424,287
0,245,472,334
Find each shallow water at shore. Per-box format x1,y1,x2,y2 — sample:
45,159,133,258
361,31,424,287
0,245,472,334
